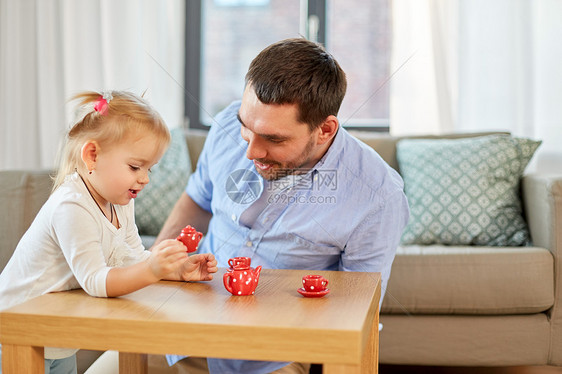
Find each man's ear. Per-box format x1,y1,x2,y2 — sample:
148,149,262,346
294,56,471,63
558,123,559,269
80,141,99,172
316,115,339,145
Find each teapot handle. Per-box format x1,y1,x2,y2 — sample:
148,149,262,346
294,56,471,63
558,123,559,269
223,271,234,294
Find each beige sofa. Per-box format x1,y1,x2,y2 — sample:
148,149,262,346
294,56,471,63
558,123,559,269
1,129,561,370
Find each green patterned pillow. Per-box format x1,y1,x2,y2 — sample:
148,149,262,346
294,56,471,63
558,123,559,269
397,135,541,246
134,127,191,236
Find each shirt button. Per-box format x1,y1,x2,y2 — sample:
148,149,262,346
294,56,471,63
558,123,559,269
231,214,236,221
246,241,252,247
263,217,269,223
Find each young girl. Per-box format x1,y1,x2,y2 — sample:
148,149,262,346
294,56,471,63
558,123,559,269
0,90,217,374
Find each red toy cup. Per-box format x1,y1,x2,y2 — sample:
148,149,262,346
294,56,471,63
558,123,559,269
302,274,329,292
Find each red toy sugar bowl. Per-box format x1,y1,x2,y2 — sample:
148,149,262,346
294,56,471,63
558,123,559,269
227,256,251,269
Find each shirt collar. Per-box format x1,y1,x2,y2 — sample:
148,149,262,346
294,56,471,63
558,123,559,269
292,126,344,188
312,125,344,172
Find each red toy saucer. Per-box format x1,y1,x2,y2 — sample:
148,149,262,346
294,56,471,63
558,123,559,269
297,287,330,298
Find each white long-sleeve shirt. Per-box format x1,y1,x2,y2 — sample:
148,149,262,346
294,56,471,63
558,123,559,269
0,172,150,359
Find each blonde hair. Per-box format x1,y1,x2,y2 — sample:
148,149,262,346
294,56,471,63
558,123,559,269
53,90,170,191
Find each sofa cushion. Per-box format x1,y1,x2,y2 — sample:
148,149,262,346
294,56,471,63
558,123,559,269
379,313,551,365
185,128,209,173
348,130,510,172
397,135,541,246
382,245,554,315
134,128,191,237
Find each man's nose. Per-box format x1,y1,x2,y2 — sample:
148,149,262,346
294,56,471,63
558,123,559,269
245,134,267,160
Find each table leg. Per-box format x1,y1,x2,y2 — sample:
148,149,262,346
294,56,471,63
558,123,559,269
1,344,43,373
323,308,379,374
361,309,379,373
119,352,147,374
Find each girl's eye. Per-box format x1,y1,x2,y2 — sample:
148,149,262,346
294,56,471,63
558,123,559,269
129,165,140,171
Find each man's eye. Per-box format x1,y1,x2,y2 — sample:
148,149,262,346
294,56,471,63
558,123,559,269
129,165,140,171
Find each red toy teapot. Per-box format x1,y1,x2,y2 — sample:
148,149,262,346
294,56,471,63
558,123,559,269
176,225,203,253
223,265,262,296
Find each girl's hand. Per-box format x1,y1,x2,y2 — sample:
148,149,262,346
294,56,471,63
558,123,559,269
147,239,189,279
176,253,218,282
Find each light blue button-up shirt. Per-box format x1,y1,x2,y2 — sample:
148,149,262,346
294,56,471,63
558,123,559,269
167,101,409,374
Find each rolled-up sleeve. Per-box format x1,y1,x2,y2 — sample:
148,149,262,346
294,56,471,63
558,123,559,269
341,188,409,303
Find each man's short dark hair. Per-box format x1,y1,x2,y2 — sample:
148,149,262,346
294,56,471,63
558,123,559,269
245,38,347,131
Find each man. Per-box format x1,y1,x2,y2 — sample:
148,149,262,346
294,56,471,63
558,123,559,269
155,37,409,374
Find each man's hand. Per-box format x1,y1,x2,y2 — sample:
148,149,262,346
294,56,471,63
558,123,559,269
147,239,189,280
174,253,218,282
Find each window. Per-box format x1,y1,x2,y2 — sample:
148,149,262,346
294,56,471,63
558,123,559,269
326,0,391,130
185,0,391,131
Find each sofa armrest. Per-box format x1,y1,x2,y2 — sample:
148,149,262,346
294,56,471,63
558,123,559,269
522,174,562,252
522,173,562,365
0,169,53,273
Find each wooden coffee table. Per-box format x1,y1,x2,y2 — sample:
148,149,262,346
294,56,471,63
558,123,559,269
0,268,381,373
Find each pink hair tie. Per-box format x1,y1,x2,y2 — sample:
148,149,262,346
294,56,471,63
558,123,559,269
93,91,113,115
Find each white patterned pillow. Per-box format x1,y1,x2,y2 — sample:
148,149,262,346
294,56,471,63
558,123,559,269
397,135,541,246
134,128,191,236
